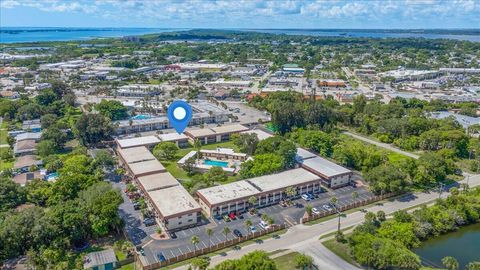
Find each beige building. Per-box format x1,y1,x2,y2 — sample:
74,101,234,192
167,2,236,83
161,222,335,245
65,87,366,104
184,124,249,145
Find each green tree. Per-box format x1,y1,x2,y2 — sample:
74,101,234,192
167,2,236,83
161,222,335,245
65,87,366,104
294,253,314,270
0,177,26,211
191,235,200,254
74,113,114,146
153,142,179,160
222,226,231,242
204,166,228,184
190,257,210,270
206,228,213,248
231,133,259,155
95,100,128,120
442,256,459,270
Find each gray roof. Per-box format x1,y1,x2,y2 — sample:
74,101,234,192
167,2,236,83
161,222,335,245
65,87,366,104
247,168,319,192
429,111,480,129
83,249,117,269
300,156,351,178
295,148,317,162
116,136,160,149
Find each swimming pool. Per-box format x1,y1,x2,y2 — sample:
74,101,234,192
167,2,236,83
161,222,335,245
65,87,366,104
46,172,59,181
131,114,152,120
203,159,229,168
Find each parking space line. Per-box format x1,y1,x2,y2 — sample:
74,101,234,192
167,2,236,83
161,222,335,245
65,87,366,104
200,241,207,248
169,250,175,258
186,245,192,252
177,248,183,255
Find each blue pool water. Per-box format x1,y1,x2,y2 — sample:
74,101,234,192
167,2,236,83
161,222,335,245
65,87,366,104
131,114,152,120
46,172,59,181
203,159,229,168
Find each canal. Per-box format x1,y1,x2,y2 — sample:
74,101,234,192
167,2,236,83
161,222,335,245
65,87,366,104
414,223,480,269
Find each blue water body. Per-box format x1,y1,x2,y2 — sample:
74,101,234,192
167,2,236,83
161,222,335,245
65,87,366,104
204,159,229,168
130,114,152,120
0,27,185,43
246,29,480,42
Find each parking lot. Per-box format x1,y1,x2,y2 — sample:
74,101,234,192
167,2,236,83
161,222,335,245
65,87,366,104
131,184,374,266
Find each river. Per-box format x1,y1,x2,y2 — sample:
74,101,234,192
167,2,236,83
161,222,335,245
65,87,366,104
414,223,480,269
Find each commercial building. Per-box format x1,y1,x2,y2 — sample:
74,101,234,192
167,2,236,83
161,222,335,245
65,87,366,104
197,168,322,218
147,185,202,230
184,124,249,145
378,69,441,82
158,132,190,148
115,84,162,97
317,80,348,91
83,249,118,270
116,136,161,149
299,155,352,188
206,79,251,88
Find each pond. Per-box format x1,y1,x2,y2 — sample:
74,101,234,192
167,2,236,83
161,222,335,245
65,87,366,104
413,223,480,269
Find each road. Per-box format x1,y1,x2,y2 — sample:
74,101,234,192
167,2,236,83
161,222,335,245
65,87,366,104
343,131,420,159
173,175,480,270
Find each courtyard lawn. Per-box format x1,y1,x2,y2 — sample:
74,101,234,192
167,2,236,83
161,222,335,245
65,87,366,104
0,148,14,171
272,251,301,270
163,140,241,181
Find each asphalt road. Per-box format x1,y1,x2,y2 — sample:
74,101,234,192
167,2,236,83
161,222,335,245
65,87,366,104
343,131,420,159
173,175,480,270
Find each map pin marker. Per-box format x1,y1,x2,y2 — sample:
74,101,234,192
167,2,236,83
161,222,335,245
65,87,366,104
167,100,192,134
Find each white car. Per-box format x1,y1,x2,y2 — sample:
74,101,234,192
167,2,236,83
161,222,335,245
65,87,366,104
312,207,320,214
322,204,333,211
301,194,311,201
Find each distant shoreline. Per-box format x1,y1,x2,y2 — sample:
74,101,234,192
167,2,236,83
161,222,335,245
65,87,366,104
1,27,479,44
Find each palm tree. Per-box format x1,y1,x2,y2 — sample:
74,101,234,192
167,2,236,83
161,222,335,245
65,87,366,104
285,186,296,202
206,228,213,249
245,220,253,235
222,227,231,242
352,191,358,206
191,235,200,255
442,256,459,270
330,196,341,233
193,139,202,161
305,204,313,217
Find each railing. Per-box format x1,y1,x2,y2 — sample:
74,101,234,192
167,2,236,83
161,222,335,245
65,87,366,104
137,224,287,270
299,193,395,223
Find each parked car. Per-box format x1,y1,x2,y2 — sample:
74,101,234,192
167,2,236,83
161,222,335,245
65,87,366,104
312,207,320,214
250,226,257,233
157,252,166,262
322,204,333,211
169,232,177,239
307,193,315,200
259,220,270,230
136,246,145,256
233,229,243,237
301,194,311,201
228,212,236,220
143,218,155,226
133,202,141,210
223,215,230,222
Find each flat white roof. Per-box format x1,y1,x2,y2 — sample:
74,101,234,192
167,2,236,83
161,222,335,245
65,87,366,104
240,129,273,141
137,172,178,192
158,132,189,142
211,124,249,134
116,136,160,149
149,185,201,218
197,180,259,205
185,128,216,137
128,159,166,176
247,168,319,192
296,148,317,162
300,156,351,178
117,146,156,164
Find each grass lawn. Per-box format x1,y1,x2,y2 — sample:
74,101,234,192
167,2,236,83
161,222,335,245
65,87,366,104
114,249,127,261
119,263,134,270
0,129,8,145
0,147,14,171
388,152,413,163
272,251,301,270
322,239,357,267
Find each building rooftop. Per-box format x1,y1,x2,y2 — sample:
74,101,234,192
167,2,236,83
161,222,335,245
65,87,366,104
16,132,42,142
14,155,41,169
158,132,189,142
137,172,178,192
117,146,156,164
128,159,166,177
197,180,259,206
240,129,273,141
83,249,117,269
295,148,317,162
211,124,249,135
300,156,351,178
246,168,319,192
148,185,201,218
116,136,160,149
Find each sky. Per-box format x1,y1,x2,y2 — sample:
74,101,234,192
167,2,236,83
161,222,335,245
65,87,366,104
1,0,480,29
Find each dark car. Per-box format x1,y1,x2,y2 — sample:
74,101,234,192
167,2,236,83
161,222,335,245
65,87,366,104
169,232,177,239
233,229,243,237
133,202,141,210
157,252,166,262
143,218,155,226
